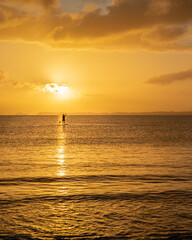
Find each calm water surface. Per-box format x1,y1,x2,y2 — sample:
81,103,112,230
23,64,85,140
0,115,192,240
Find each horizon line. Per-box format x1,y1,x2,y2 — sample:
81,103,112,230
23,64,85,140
1,111,192,116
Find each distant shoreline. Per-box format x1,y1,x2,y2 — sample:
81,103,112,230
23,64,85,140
1,112,192,116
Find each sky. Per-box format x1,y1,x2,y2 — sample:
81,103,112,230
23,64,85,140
0,0,192,114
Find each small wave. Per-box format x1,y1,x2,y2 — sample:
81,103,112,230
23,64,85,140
0,174,191,186
0,232,192,240
147,232,192,240
0,190,191,207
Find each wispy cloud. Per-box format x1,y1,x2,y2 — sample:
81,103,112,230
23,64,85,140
83,3,100,13
0,69,7,82
0,70,33,88
146,69,192,85
0,69,73,97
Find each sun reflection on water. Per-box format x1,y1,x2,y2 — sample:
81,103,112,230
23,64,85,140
56,143,67,177
56,122,68,191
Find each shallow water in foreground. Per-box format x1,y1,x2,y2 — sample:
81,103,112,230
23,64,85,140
0,115,192,240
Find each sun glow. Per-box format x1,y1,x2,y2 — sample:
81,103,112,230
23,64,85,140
43,83,70,97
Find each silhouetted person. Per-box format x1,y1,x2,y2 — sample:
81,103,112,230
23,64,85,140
62,114,65,122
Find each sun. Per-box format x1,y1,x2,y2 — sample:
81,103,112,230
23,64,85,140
43,83,71,98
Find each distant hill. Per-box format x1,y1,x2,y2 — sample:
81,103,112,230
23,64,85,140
36,111,192,115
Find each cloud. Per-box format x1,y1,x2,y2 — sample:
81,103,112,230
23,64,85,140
0,0,58,10
146,0,171,16
40,83,80,99
83,3,100,13
0,70,74,98
146,69,192,85
67,0,192,38
0,5,26,25
42,83,69,95
0,0,192,51
144,26,187,42
0,69,9,84
0,77,33,89
0,69,37,89
0,71,72,96
0,69,6,81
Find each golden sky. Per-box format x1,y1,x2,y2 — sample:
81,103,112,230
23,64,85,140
0,0,192,114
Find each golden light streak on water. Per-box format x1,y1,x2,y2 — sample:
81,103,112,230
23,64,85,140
56,130,67,177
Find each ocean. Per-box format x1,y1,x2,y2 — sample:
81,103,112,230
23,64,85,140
0,115,192,240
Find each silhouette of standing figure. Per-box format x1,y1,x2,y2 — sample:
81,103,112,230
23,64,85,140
62,114,65,122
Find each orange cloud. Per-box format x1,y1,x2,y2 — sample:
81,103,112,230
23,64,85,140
0,0,192,51
146,0,171,16
83,3,99,13
0,4,26,25
146,69,192,85
0,69,8,83
0,70,71,95
0,70,33,88
0,0,58,9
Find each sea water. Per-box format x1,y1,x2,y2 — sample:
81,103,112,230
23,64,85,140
0,115,192,240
